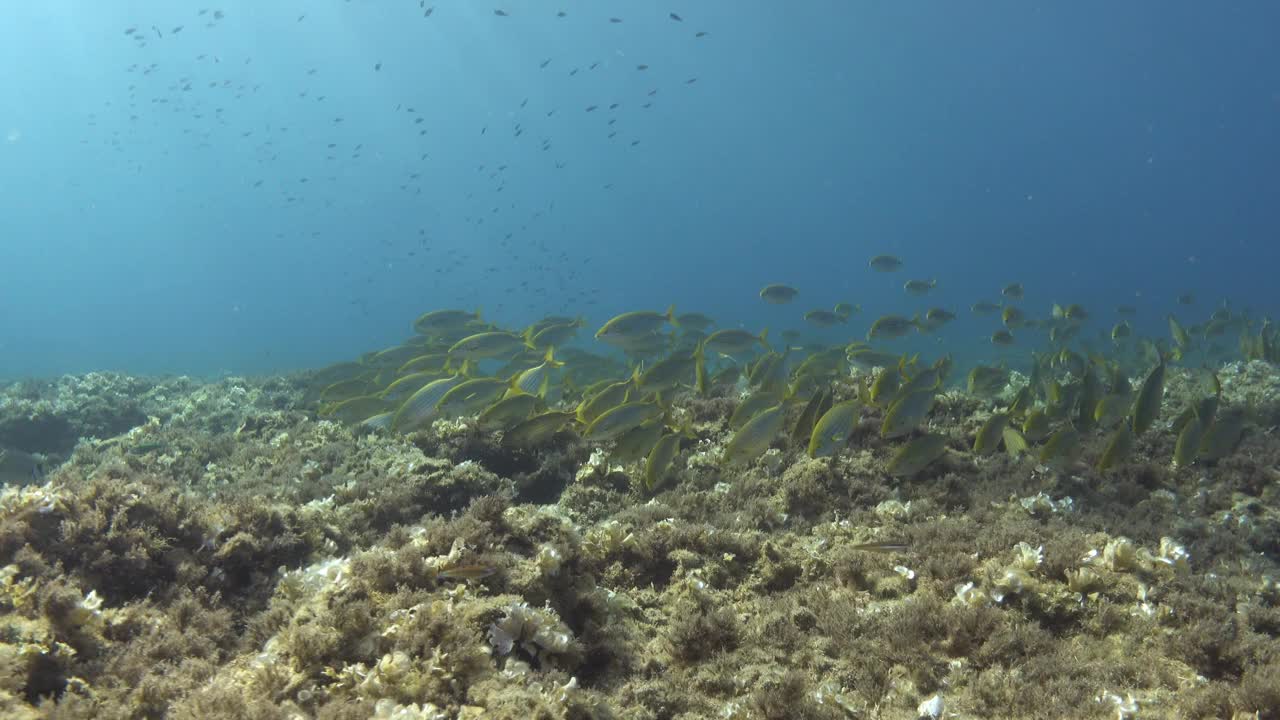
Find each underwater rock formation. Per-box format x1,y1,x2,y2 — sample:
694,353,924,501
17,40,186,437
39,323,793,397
0,358,1278,718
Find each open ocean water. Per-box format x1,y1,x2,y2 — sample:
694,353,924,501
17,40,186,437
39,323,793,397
1,3,1280,719
2,1,1278,377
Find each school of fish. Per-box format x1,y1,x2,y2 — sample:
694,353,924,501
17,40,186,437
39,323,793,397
307,254,1277,487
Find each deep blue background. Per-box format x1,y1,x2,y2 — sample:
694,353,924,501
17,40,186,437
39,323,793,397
2,1,1277,377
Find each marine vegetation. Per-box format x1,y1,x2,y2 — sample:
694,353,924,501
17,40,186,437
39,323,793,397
3,275,1280,718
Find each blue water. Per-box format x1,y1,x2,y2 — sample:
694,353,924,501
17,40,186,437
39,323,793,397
3,1,1278,378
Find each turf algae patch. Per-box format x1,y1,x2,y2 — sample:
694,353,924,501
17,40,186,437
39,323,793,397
0,363,1277,717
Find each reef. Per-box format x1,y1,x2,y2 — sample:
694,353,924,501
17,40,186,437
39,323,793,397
1,362,1279,719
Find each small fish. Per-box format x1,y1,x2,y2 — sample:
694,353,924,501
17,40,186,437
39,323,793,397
1075,366,1105,427
1038,427,1081,469
868,314,918,340
897,365,942,397
396,353,453,376
529,319,584,349
323,395,392,425
514,345,565,394
922,308,956,329
868,365,902,407
1093,393,1130,429
759,284,799,304
729,390,784,430
669,12,684,21
635,350,698,394
724,403,789,466
1001,283,1025,301
868,254,903,272
1169,314,1191,349
1111,321,1132,341
846,542,908,553
1196,410,1245,462
1001,306,1025,328
449,332,528,360
494,9,509,16
903,279,936,296
438,563,496,581
1008,386,1034,417
1060,304,1089,321
1177,293,1195,305
644,432,683,491
881,389,936,439
805,309,846,328
833,302,858,318
675,312,716,331
413,308,481,335
746,350,789,392
1001,426,1029,457
1095,423,1134,472
436,377,510,419
808,400,861,458
393,374,465,432
991,330,1015,346
966,366,1009,397
503,411,577,448
887,433,948,477
847,348,902,371
584,401,664,441
320,377,378,404
791,387,833,447
972,413,1010,455
611,420,665,465
971,301,1002,315
703,328,769,356
1172,417,1205,469
1130,361,1165,435
1021,408,1051,443
478,393,540,430
595,306,675,343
